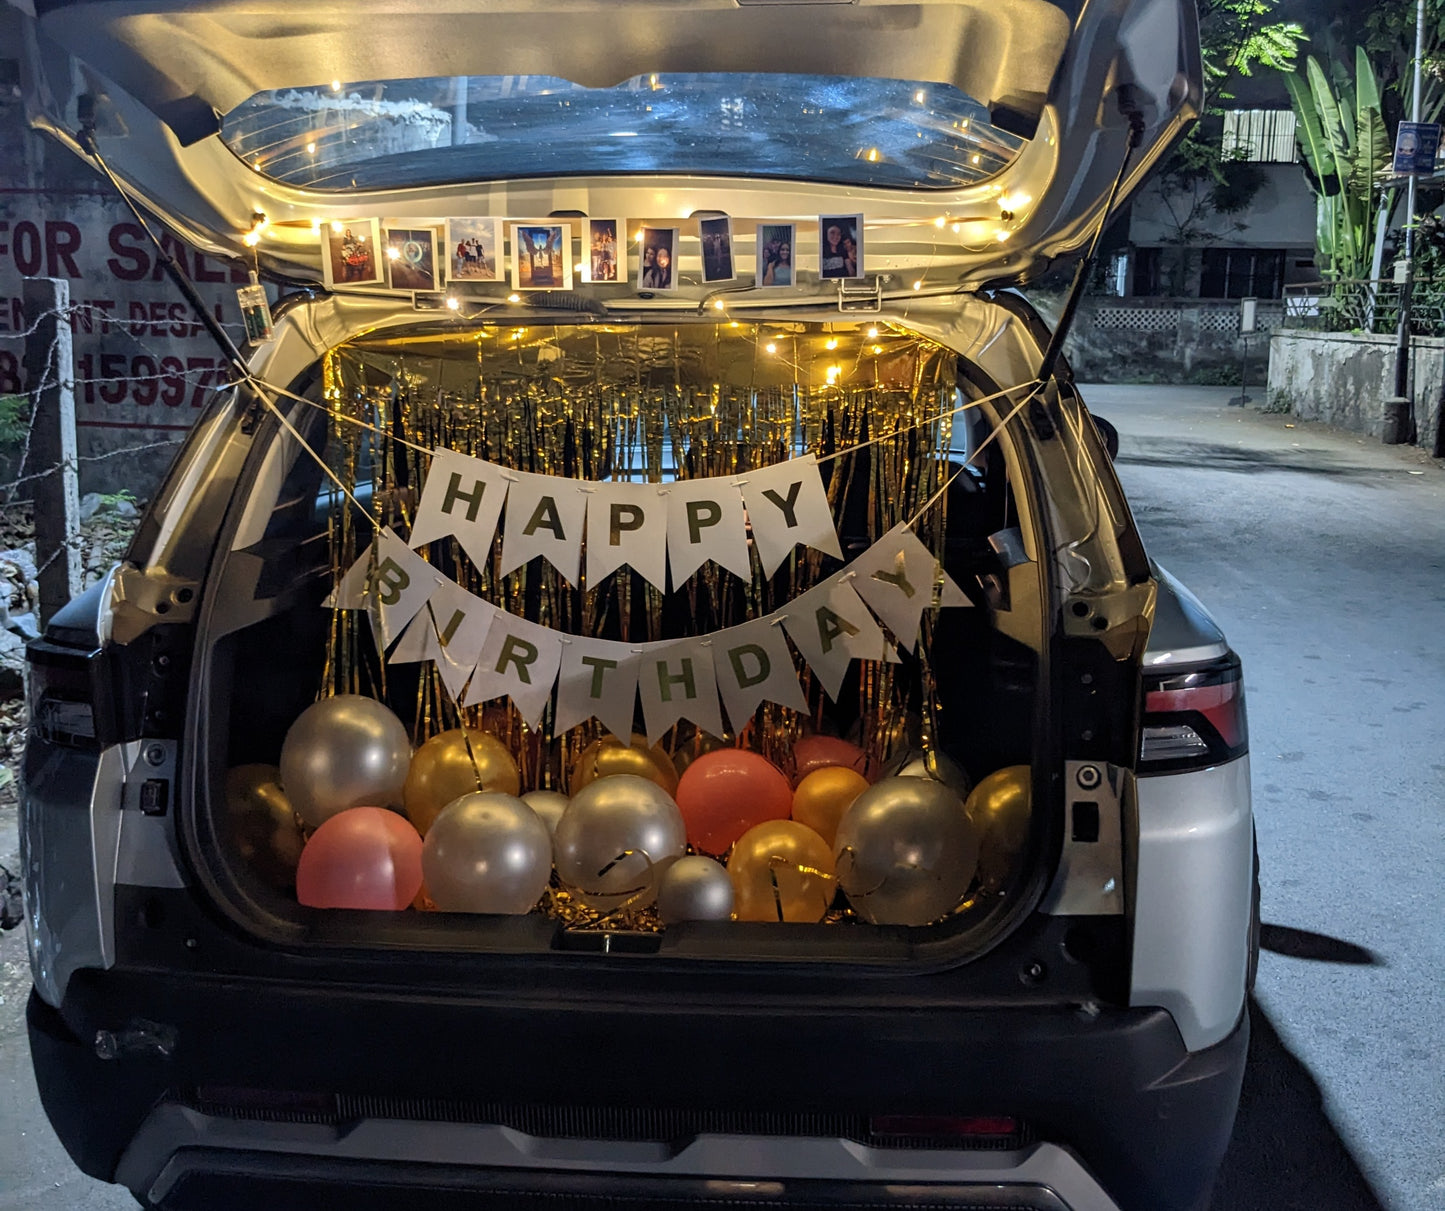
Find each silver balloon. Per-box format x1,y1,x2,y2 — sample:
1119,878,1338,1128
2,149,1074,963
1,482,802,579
889,748,972,798
554,775,686,911
834,777,979,926
657,855,735,924
279,695,411,829
422,793,553,914
521,790,570,838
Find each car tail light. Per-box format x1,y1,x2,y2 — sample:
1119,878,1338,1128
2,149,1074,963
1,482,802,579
868,1114,1020,1141
1139,655,1247,773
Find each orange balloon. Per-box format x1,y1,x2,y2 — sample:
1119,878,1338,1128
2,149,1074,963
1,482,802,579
569,733,679,796
792,766,869,848
728,820,837,923
675,748,792,855
403,729,520,836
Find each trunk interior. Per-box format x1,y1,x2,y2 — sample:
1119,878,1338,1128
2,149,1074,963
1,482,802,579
188,316,1058,965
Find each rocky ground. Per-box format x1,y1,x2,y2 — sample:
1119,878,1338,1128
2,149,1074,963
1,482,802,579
0,496,140,927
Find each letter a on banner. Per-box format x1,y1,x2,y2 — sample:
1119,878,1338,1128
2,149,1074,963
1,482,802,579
849,524,971,650
408,450,510,569
712,615,808,730
665,477,752,586
638,636,725,744
465,611,564,727
499,470,589,586
329,527,445,652
737,455,843,577
585,481,668,591
782,577,898,701
553,635,642,738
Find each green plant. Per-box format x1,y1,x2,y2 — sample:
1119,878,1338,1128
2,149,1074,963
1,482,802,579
1260,389,1294,414
1284,47,1392,279
0,395,27,450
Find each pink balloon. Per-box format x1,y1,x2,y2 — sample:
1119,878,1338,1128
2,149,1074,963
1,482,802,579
296,807,423,911
790,735,869,788
675,749,792,855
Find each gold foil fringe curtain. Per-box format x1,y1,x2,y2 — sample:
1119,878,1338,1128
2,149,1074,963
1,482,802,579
320,321,956,787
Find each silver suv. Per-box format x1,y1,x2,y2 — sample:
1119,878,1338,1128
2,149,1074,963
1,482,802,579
16,2,1255,1209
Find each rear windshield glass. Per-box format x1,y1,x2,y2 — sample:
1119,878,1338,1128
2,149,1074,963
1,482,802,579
220,73,1026,191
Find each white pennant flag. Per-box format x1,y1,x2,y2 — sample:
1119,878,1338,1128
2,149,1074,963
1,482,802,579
849,524,970,650
499,470,589,586
665,477,752,586
465,610,565,727
712,615,809,730
737,455,843,577
637,636,725,744
408,450,510,568
329,527,445,652
782,576,898,701
585,480,668,591
388,580,498,701
553,635,642,738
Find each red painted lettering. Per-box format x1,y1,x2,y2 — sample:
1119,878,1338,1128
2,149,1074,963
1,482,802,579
45,221,83,278
13,221,42,276
107,223,149,281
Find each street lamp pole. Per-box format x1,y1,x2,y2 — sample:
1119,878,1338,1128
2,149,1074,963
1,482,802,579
1391,0,1427,440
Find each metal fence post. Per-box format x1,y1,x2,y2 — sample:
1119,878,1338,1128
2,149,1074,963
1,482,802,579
21,277,81,626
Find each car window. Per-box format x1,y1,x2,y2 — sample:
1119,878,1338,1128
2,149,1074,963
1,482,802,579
220,73,1025,191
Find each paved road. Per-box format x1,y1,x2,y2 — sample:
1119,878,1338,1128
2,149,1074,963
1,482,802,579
1090,384,1445,1211
0,385,1440,1210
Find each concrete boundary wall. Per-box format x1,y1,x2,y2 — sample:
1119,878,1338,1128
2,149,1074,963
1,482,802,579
1266,330,1443,454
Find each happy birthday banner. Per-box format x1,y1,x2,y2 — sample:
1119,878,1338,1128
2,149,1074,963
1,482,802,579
329,522,970,743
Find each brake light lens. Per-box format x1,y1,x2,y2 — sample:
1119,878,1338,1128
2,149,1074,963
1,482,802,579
1140,655,1247,773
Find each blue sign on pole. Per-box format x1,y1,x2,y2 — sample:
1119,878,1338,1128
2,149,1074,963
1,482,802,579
1393,122,1441,174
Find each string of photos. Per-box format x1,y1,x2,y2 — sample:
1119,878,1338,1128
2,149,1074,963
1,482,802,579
234,322,1040,934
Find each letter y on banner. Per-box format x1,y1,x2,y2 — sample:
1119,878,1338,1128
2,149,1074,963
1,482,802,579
737,455,843,577
850,524,971,650
408,449,510,569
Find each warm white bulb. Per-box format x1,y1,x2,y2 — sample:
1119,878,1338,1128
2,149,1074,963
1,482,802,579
765,342,777,354
913,280,923,291
866,326,879,339
824,337,838,350
445,296,460,311
386,246,400,260
507,292,521,303
330,220,343,233
330,80,341,92
713,299,726,311
306,142,317,155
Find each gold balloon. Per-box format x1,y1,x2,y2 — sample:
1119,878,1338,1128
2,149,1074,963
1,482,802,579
792,766,869,848
403,729,521,836
224,764,304,888
569,733,679,797
728,820,837,923
964,765,1032,890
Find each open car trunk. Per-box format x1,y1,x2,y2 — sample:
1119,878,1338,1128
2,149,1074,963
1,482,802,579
185,310,1067,964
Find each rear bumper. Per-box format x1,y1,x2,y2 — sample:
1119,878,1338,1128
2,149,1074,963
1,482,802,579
29,971,1247,1211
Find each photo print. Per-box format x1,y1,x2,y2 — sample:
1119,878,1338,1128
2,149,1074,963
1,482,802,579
638,226,679,292
384,226,440,292
510,222,574,290
699,216,734,283
584,218,625,284
756,223,796,288
818,214,863,280
445,217,502,282
322,218,384,288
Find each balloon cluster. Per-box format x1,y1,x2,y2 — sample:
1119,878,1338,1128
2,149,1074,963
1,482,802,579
242,696,1032,929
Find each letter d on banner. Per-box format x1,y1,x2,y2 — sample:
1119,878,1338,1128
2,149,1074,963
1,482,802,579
712,615,808,730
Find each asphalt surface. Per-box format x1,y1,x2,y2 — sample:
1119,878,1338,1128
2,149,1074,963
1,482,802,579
0,384,1441,1210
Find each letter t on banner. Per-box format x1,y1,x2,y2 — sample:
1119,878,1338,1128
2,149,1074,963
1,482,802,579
712,615,809,731
408,450,510,569
553,635,642,738
638,636,725,744
737,455,843,577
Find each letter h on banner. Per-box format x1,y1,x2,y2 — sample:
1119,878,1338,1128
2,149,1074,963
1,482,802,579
408,449,510,568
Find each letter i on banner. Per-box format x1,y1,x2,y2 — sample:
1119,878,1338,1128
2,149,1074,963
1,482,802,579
737,455,843,577
781,576,898,702
328,527,444,652
388,579,499,702
637,636,725,744
849,524,971,650
408,450,511,569
465,612,564,727
712,615,808,731
553,635,642,738
500,470,590,586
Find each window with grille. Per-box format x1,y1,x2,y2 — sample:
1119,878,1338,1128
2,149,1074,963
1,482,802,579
1199,249,1285,300
1221,109,1299,164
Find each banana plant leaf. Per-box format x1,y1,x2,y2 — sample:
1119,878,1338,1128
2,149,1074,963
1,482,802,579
1285,69,1337,194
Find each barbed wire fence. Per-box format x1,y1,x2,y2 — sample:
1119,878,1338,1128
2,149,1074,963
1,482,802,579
1,278,235,621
